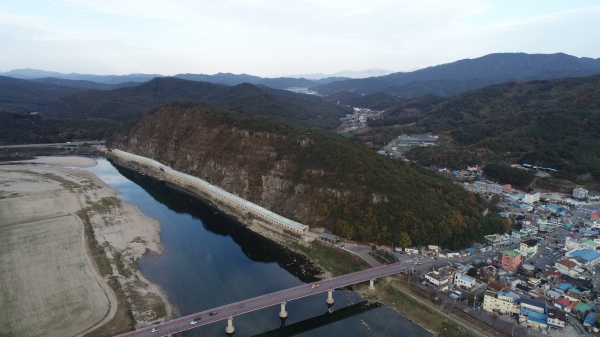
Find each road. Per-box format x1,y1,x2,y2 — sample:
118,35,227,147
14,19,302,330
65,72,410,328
114,263,406,337
0,141,104,149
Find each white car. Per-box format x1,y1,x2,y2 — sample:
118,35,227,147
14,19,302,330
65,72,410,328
151,327,160,333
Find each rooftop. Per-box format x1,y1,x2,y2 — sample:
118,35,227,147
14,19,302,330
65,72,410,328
573,301,592,313
568,249,600,262
556,260,577,269
522,239,538,247
501,249,520,257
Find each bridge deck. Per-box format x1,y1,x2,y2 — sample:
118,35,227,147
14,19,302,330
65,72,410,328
114,263,406,337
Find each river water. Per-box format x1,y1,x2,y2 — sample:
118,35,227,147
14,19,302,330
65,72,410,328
87,158,432,337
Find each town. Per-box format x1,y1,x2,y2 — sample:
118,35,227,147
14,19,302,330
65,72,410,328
384,185,600,335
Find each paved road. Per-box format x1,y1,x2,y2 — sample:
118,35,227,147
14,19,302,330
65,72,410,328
114,263,406,337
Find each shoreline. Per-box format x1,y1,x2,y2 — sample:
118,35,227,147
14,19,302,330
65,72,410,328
102,149,496,336
0,156,173,337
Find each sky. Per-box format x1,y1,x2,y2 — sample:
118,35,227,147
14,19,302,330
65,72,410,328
0,0,599,77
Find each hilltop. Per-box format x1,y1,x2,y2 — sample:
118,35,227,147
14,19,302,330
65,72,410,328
108,102,508,249
45,77,351,129
314,53,600,98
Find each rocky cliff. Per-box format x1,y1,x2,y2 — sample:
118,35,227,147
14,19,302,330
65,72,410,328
108,102,508,249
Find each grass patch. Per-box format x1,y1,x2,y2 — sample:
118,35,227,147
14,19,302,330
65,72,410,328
77,210,112,277
361,280,475,337
290,240,370,276
89,197,121,213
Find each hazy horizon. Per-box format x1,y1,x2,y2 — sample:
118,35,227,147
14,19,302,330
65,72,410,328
1,1,599,77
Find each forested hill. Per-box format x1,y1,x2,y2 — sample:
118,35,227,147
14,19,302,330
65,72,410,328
46,77,351,129
314,53,600,97
0,111,117,144
360,74,600,184
0,76,81,113
108,102,508,249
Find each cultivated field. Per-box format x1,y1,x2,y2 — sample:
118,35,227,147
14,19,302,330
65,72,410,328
0,216,110,337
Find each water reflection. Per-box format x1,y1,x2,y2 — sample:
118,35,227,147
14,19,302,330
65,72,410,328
86,158,432,337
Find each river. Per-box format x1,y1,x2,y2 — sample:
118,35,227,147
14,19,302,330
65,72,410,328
87,158,432,337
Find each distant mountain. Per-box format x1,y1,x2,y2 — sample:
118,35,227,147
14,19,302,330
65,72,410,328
46,77,352,128
1,69,350,90
0,69,162,84
0,76,81,113
314,53,600,97
31,77,141,90
287,69,394,80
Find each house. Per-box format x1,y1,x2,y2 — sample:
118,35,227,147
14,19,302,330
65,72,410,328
485,234,511,247
454,273,476,290
547,308,566,329
507,277,522,290
488,281,507,293
580,239,599,250
566,249,600,268
519,297,546,314
555,260,578,277
405,247,419,255
553,297,574,312
565,236,582,250
573,188,588,200
523,191,540,204
481,265,498,281
573,302,593,318
483,291,519,315
520,239,538,258
511,230,528,241
519,309,547,329
584,311,597,327
424,267,457,291
500,249,522,272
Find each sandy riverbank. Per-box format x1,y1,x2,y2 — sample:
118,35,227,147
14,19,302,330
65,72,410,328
0,156,172,337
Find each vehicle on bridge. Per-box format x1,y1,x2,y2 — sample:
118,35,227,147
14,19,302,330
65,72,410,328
151,327,160,332
311,283,320,289
210,311,218,316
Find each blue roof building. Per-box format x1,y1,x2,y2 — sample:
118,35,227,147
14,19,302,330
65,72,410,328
567,249,600,268
556,283,573,291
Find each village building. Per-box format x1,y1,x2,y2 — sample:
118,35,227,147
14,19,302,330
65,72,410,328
500,249,522,272
483,291,519,315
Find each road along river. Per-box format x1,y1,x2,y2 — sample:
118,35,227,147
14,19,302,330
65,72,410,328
87,158,431,337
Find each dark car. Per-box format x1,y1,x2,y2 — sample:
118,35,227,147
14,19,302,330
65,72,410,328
210,311,218,316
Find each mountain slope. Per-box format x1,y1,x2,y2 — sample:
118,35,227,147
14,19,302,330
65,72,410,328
0,76,81,113
46,77,351,128
30,77,141,90
315,53,600,97
108,102,508,249
360,74,600,184
0,111,117,144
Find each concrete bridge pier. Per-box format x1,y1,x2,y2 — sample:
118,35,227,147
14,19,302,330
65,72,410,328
326,290,334,305
369,279,376,290
279,301,288,319
225,316,235,334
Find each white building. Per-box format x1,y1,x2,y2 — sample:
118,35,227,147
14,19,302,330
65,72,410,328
454,273,476,290
523,191,540,204
573,188,588,200
483,291,519,315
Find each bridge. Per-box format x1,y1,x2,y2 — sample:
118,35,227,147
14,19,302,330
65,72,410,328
114,263,407,337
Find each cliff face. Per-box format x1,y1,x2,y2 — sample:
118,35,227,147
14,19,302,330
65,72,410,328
108,102,507,249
